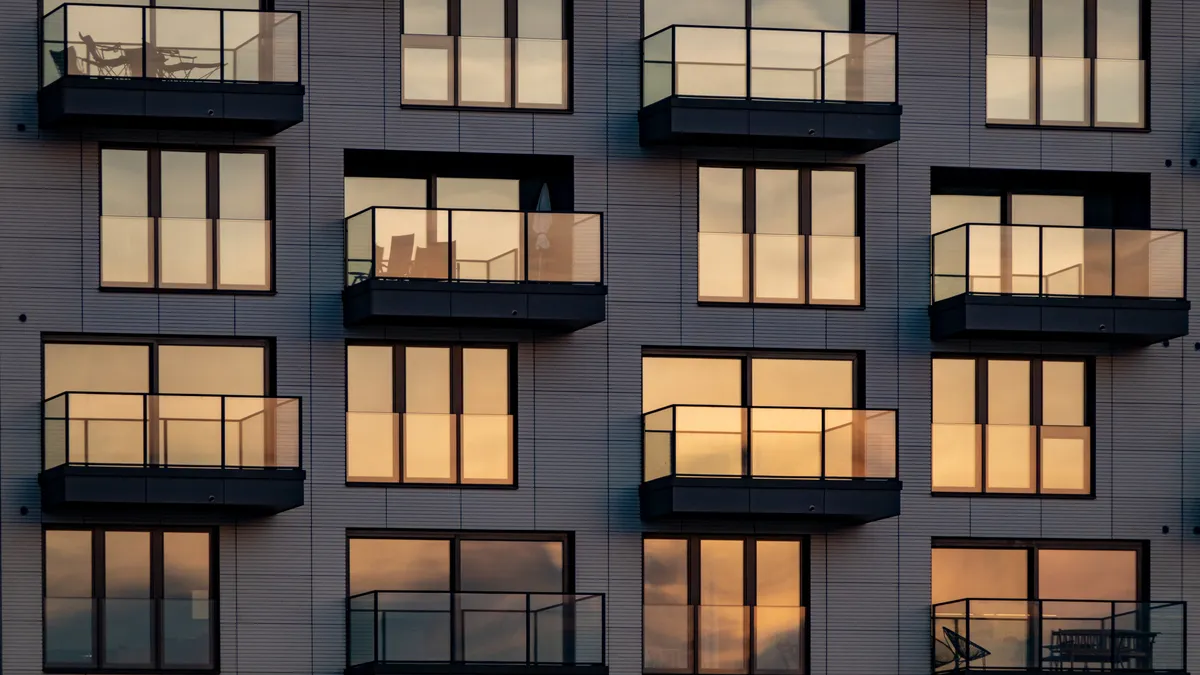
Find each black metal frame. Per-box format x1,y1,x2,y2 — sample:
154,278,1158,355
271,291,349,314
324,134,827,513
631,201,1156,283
398,0,574,112
98,145,276,294
930,355,1095,498
42,525,219,674
695,164,865,309
640,534,810,675
39,2,302,86
638,0,866,35
983,0,1149,130
344,342,518,488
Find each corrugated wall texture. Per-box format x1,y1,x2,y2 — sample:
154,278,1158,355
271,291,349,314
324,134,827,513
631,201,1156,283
2,0,1200,673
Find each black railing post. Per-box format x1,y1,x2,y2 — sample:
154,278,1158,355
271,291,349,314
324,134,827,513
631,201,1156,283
219,10,226,82
669,407,677,477
220,396,227,468
450,592,458,663
742,406,750,477
523,213,530,282
526,593,533,664
143,394,149,466
820,31,827,101
142,7,148,79
448,210,455,280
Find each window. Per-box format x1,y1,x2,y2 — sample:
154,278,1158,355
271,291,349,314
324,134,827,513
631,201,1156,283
986,0,1145,128
643,352,856,414
698,166,860,305
347,533,571,665
643,0,852,35
101,148,272,291
401,0,570,109
643,536,807,674
44,527,215,671
932,356,1090,495
346,344,514,485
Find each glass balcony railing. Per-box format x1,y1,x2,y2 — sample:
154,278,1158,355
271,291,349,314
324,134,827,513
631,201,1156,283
642,404,897,482
987,56,1146,128
932,598,1187,673
643,603,806,674
642,25,897,107
43,392,302,470
45,597,214,670
347,591,606,669
931,224,1187,303
400,35,570,109
345,207,603,286
41,3,300,87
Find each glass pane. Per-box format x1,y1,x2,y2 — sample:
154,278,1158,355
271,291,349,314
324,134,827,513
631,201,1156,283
161,151,206,218
43,8,66,85
1040,57,1090,125
675,406,744,476
987,55,1035,123
461,540,564,592
405,0,448,34
462,0,505,36
1043,0,1084,57
985,425,1036,491
452,210,523,281
675,27,746,98
750,29,821,100
755,169,799,235
347,412,398,481
102,149,148,217
403,413,455,482
644,604,692,671
642,357,742,413
752,0,848,30
348,346,393,413
345,177,427,218
700,167,744,233
700,232,750,302
1097,0,1139,58
755,606,804,674
162,597,211,668
699,605,748,673
932,423,981,492
1095,58,1144,127
46,598,94,666
643,0,744,36
370,592,451,663
931,547,1028,604
1038,549,1137,600
526,213,601,283
159,218,212,288
988,359,1030,425
1040,426,1090,493
217,219,270,290
163,532,209,598
402,35,454,104
224,12,300,83
932,227,968,301
104,597,152,666
518,0,562,38
808,235,859,304
438,178,520,210
461,414,512,483
44,343,149,397
516,38,567,108
1011,194,1083,226
147,8,222,81
931,195,1001,234
700,539,743,605
47,530,92,597
219,153,265,220
753,234,803,303
644,50,674,105
823,33,896,103
756,541,801,606
750,408,823,478
1042,361,1085,426
644,538,689,605
376,208,449,279
459,37,510,106
933,359,975,424
349,538,450,595
463,348,508,414
158,345,265,396
67,5,145,78
988,0,1031,55
1115,229,1184,298
751,358,853,408
101,216,153,287
106,531,150,599
810,171,856,236
406,347,450,414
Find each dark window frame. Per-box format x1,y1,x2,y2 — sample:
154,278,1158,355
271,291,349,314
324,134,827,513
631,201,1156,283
696,162,866,309
42,0,273,12
931,353,1095,498
98,145,276,295
399,0,575,113
641,533,811,675
345,341,518,488
639,0,866,35
984,0,1150,131
42,525,219,674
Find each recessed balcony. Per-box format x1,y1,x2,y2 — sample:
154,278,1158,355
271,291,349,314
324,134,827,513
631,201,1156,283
39,4,304,133
347,591,607,675
932,598,1187,674
930,224,1190,345
343,207,606,330
639,405,901,524
40,392,305,515
640,25,901,150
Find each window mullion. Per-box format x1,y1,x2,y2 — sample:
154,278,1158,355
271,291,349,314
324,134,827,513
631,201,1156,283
151,530,165,669
208,152,221,290
396,346,406,484
977,358,988,492
452,346,464,484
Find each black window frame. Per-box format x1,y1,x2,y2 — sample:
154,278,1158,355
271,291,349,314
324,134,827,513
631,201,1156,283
98,145,276,295
696,163,866,309
641,533,811,675
42,525,219,674
345,342,518,488
984,0,1150,130
399,0,575,112
42,0,273,10
931,353,1095,498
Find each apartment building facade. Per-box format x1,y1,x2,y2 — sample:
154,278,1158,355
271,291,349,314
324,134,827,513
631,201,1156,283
2,0,1198,673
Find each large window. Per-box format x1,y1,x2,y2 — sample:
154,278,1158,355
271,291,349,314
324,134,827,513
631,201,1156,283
932,356,1091,495
401,0,569,110
101,148,271,291
643,0,853,35
44,527,215,671
698,166,860,305
643,536,807,674
346,344,513,485
986,0,1144,128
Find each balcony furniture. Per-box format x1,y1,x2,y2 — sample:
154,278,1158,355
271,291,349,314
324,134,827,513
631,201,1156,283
944,627,992,669
1044,629,1158,670
384,235,415,277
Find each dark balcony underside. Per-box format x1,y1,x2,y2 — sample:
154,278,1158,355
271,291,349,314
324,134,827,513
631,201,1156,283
347,663,608,675
929,294,1191,345
639,96,902,151
343,278,607,330
39,465,306,515
39,77,305,133
639,476,902,524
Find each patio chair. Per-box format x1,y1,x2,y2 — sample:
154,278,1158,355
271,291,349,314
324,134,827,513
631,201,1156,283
944,627,991,669
78,33,134,77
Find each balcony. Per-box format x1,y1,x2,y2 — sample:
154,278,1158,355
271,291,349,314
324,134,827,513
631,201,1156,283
45,597,214,670
643,603,806,674
930,224,1190,345
40,392,305,515
640,26,900,150
932,598,1186,674
640,405,900,524
344,207,606,330
40,4,304,133
347,591,607,675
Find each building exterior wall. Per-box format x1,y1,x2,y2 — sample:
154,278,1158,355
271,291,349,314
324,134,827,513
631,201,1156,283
1,0,1199,673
